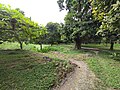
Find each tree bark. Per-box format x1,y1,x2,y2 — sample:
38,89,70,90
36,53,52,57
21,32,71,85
19,42,23,49
12,20,23,50
74,36,82,49
110,41,114,50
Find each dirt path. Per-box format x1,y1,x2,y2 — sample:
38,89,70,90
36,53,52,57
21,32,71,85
48,51,98,90
55,60,96,90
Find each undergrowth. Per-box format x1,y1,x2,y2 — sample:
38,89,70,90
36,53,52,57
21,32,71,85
0,50,74,90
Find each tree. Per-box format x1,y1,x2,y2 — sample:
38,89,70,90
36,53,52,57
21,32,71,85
57,0,98,49
0,3,40,49
90,0,117,21
45,22,61,46
97,1,120,50
0,4,11,41
91,0,120,50
33,25,47,50
15,8,25,15
60,23,73,43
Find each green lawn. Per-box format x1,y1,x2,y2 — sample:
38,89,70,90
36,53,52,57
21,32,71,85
0,44,73,90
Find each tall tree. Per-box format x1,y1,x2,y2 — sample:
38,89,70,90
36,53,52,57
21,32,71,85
33,25,47,50
0,3,40,49
57,0,97,49
91,0,120,50
46,22,61,46
97,1,120,50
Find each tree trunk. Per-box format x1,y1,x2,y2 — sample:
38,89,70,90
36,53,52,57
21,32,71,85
12,20,23,50
19,42,23,49
74,36,82,49
40,43,42,50
110,41,114,50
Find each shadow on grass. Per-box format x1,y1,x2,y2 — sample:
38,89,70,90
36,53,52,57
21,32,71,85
79,47,120,62
0,49,29,55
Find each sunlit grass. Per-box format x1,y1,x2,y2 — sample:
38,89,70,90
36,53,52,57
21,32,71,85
0,42,49,51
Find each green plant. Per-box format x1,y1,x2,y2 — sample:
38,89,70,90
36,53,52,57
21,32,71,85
111,52,120,61
37,46,58,53
0,50,73,90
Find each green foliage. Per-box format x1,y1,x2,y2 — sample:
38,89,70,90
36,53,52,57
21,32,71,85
58,0,119,50
98,1,120,39
90,0,117,21
0,3,44,49
33,25,47,45
45,22,61,45
91,0,120,50
57,0,100,49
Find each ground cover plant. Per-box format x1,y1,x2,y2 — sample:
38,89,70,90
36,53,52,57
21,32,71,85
0,48,74,90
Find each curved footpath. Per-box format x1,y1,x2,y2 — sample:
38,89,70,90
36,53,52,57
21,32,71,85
53,59,97,90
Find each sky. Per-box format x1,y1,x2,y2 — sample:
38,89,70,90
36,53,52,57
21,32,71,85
0,0,67,25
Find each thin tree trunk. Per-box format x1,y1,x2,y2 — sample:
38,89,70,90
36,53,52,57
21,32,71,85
74,36,82,49
110,41,114,50
40,43,42,50
20,42,23,49
12,20,23,50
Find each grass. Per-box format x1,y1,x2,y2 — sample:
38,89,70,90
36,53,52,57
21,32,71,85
41,44,120,89
0,42,49,51
0,44,73,90
86,51,120,89
82,43,120,50
0,42,120,89
82,44,120,89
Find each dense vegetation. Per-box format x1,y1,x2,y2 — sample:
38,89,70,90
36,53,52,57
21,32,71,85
1,1,120,50
0,0,120,90
57,0,120,50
